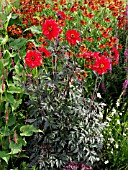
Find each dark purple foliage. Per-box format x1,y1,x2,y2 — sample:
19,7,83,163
63,161,93,170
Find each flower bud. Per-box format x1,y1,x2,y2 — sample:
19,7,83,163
14,130,18,143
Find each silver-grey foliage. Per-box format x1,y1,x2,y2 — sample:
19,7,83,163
25,66,106,170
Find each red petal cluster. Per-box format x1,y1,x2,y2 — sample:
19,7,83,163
38,47,51,58
92,55,111,75
42,19,60,40
25,50,42,68
83,51,111,75
66,29,80,46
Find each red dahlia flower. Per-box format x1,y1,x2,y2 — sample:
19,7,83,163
66,29,80,46
38,47,51,58
92,55,110,75
25,50,42,68
42,19,60,40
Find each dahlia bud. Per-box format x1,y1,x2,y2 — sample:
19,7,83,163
11,58,15,67
24,63,27,70
5,109,9,122
5,115,9,122
6,70,9,76
36,77,39,85
8,135,12,143
2,83,5,91
2,75,4,81
0,53,2,58
2,5,4,14
16,94,18,101
14,130,18,143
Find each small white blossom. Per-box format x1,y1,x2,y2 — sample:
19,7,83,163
106,117,111,122
123,133,126,136
104,160,109,164
108,138,114,143
116,119,120,125
119,112,122,116
111,150,113,154
111,108,116,116
116,99,120,107
97,93,102,98
115,143,119,148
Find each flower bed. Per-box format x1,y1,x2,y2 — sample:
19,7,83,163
0,0,128,169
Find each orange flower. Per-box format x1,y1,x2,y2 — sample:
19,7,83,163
104,17,111,22
110,47,119,65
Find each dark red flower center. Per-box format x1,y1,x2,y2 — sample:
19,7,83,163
31,56,35,61
42,52,46,56
111,52,115,56
71,34,75,38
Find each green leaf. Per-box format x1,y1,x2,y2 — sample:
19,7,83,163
0,151,10,164
0,59,4,71
9,142,22,154
8,116,16,126
0,35,8,46
15,61,24,75
20,125,43,136
5,13,12,31
0,127,10,136
9,38,26,50
7,86,23,94
6,93,14,104
11,14,19,19
11,99,22,112
23,26,42,34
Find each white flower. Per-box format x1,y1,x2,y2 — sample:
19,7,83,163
108,138,114,143
115,143,119,148
116,99,120,107
106,117,111,122
116,119,120,125
123,133,126,136
97,93,102,98
111,150,113,154
104,160,109,164
100,102,106,106
111,108,116,116
119,112,122,116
